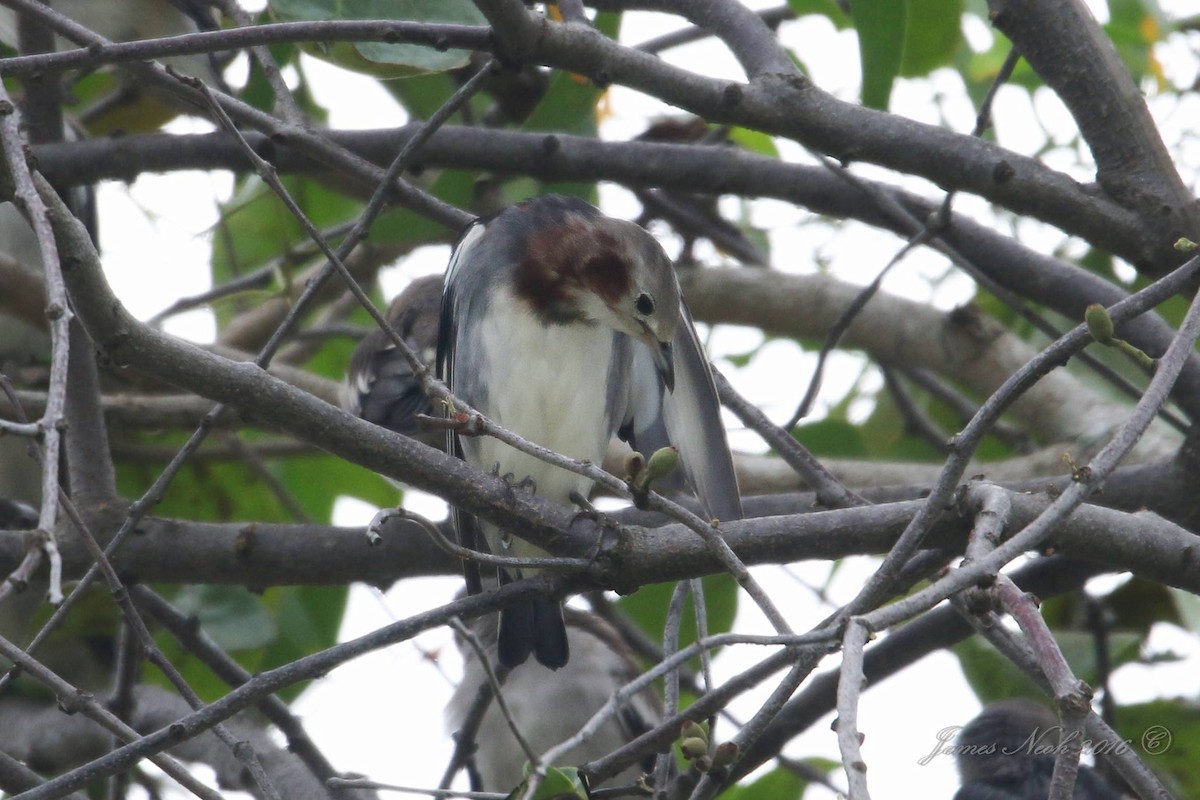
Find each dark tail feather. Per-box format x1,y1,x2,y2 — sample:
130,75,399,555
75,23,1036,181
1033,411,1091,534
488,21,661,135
532,595,569,669
497,595,569,670
498,596,536,668
457,511,483,596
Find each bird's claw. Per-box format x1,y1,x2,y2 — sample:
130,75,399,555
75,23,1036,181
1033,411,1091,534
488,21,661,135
567,490,619,531
568,489,595,515
494,469,537,494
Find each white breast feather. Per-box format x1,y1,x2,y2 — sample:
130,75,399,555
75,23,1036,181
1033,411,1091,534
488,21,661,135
465,288,618,560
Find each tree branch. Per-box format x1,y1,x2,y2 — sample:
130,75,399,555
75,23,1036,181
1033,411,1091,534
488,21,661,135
988,0,1200,277
31,127,1200,420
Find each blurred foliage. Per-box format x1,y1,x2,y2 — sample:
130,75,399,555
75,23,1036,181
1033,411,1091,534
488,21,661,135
266,0,485,75
3,0,1196,794
618,574,739,671
1115,699,1200,797
952,574,1200,793
720,762,839,800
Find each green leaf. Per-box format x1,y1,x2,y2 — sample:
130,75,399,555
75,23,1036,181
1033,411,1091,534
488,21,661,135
15,585,121,695
384,70,460,120
1093,577,1181,631
851,0,906,109
151,584,348,703
257,585,350,701
958,30,1041,106
267,0,485,75
517,12,621,199
172,585,278,651
242,43,302,114
953,631,1145,704
787,0,852,29
279,453,397,519
727,127,780,158
898,0,965,77
368,169,477,246
859,392,943,461
721,763,831,799
149,585,280,703
617,574,739,663
1078,247,1120,283
1105,0,1168,90
210,174,360,319
522,766,590,799
117,449,294,524
1113,700,1200,796
791,418,868,458
1168,588,1200,634
524,68,597,123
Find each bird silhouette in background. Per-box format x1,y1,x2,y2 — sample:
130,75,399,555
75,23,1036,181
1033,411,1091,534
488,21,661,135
438,195,741,669
446,607,660,793
342,274,443,449
954,699,1127,799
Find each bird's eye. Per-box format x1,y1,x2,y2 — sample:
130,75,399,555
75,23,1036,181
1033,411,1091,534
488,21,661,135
635,292,655,316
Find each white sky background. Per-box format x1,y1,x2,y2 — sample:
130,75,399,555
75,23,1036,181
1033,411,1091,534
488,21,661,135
83,1,1200,797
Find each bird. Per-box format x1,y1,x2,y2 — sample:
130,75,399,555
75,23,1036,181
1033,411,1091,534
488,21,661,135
342,274,443,448
438,194,741,669
954,699,1126,799
446,607,661,793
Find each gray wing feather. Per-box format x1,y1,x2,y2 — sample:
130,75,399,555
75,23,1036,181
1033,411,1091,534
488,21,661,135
624,299,742,522
663,299,742,522
439,221,486,595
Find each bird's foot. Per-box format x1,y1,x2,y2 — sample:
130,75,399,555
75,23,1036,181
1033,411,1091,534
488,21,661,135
568,491,623,568
494,468,537,494
567,490,620,531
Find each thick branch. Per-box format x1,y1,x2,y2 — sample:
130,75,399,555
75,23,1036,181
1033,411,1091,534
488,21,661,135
677,268,1179,452
733,557,1105,781
4,485,1199,596
31,129,1200,420
989,0,1200,275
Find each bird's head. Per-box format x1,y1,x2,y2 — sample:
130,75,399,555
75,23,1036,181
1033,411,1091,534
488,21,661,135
512,198,681,389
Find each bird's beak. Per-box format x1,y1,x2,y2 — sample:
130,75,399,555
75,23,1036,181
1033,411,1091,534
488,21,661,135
656,340,675,392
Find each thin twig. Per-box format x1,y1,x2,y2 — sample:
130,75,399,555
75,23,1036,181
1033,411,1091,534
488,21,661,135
635,5,794,54
0,75,70,603
0,631,226,800
396,506,592,569
0,0,470,229
846,256,1200,621
653,582,692,789
130,585,357,800
0,32,488,702
879,366,953,455
897,366,1032,448
713,370,867,508
0,18,491,78
212,0,304,124
683,649,828,800
328,777,505,799
834,620,871,800
450,618,541,771
788,229,932,428
995,576,1090,800
861,257,1200,633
